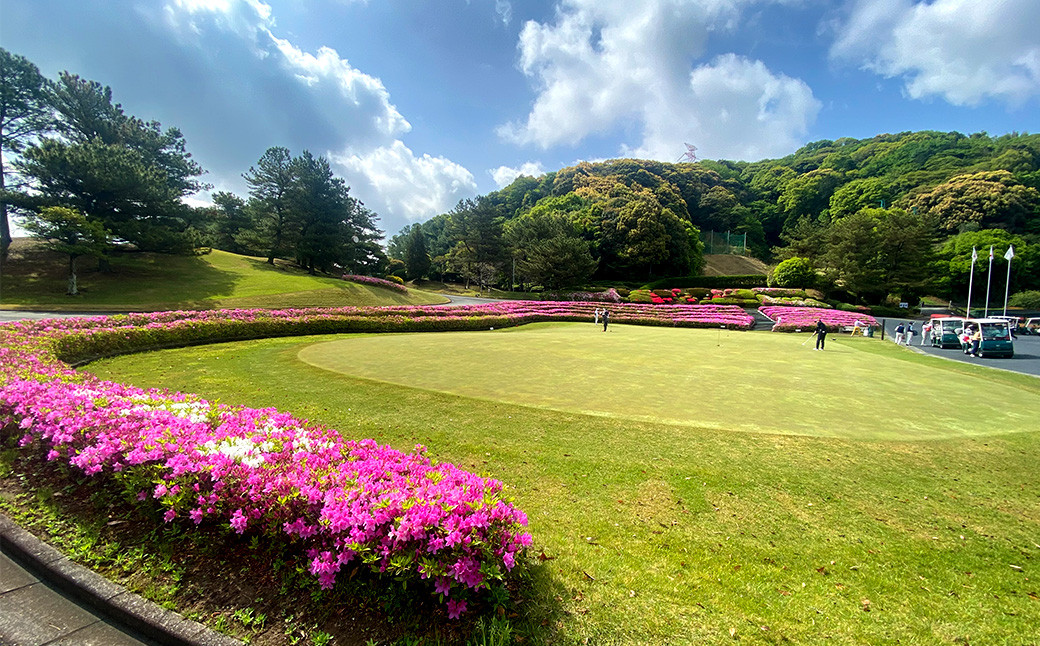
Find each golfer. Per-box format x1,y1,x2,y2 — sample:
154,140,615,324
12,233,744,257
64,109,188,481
814,319,827,350
603,309,610,332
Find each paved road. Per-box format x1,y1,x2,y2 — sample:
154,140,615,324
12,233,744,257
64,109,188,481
877,316,1040,378
0,310,111,323
1,513,241,646
434,294,503,306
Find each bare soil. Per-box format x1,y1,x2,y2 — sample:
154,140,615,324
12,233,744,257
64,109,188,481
701,254,769,276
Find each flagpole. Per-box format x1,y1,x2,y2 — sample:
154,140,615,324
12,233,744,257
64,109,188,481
1003,245,1015,317
984,245,994,318
966,246,976,318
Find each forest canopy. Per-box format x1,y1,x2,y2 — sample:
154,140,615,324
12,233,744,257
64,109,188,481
392,130,1040,303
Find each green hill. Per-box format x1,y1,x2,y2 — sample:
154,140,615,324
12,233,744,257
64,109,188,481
0,240,447,311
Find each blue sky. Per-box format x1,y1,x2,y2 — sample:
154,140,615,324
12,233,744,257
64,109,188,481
3,0,1039,238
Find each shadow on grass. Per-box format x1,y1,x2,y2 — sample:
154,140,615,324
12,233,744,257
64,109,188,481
1,243,239,307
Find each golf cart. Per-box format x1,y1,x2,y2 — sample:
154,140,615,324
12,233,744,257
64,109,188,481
930,317,965,349
959,318,1015,358
991,315,1023,337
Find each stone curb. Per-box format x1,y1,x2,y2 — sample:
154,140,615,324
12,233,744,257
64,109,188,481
0,512,243,646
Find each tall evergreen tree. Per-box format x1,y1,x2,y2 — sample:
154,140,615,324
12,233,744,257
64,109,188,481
243,146,298,265
0,48,54,297
16,72,206,254
403,223,431,280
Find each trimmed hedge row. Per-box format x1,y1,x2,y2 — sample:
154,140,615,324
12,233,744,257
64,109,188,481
644,274,767,290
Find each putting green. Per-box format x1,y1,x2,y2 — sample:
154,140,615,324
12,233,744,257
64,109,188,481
297,322,1039,440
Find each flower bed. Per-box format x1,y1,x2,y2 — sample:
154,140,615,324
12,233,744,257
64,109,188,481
757,295,830,308
341,274,408,293
0,301,751,615
758,306,879,332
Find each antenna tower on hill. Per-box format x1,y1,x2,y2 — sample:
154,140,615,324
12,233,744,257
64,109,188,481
677,143,698,163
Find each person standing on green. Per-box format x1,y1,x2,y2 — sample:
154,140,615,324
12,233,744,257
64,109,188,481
814,319,828,350
603,309,610,332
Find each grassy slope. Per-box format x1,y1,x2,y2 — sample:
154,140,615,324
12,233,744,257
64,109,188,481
83,324,1040,645
1,240,447,310
701,254,769,277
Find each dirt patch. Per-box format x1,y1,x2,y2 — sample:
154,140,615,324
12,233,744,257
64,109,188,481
702,255,769,277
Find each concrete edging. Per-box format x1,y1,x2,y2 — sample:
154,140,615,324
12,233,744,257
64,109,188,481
0,512,243,646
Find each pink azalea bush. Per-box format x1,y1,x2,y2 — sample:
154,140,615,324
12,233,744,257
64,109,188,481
341,274,408,293
0,301,753,614
759,306,878,332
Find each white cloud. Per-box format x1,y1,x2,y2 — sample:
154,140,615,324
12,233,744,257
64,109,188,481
332,141,478,227
490,162,547,188
156,0,475,232
626,53,820,162
831,0,1040,106
266,34,411,140
499,0,820,161
163,0,274,43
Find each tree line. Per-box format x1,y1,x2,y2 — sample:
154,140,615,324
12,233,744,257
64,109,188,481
390,132,1040,305
0,48,384,295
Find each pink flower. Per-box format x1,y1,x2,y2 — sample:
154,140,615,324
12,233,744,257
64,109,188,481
446,599,467,619
230,509,248,533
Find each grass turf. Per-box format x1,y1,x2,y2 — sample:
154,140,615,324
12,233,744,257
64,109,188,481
297,324,1040,441
0,242,447,310
83,324,1040,644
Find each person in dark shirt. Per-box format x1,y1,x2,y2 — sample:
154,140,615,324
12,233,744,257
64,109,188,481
815,320,828,350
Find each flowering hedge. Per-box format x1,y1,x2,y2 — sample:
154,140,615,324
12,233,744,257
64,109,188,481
758,306,879,332
543,288,622,303
0,301,752,616
341,274,408,293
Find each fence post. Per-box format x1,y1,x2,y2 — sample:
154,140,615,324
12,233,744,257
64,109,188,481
880,318,885,341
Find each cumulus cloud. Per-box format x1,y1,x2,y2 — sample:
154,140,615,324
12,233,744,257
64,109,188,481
831,0,1040,106
490,162,547,188
626,54,819,162
332,141,478,225
499,0,819,161
153,0,474,232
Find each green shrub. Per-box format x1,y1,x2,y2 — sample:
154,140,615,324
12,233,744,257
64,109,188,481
768,257,815,288
627,290,654,303
644,275,767,290
386,275,405,285
1009,290,1040,309
709,297,758,306
616,287,631,298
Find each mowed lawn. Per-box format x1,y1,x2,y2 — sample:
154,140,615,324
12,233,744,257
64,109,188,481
298,323,1038,440
86,323,1040,645
1,244,447,310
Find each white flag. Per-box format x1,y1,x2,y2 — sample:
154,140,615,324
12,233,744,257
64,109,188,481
1005,245,1015,260
971,246,978,262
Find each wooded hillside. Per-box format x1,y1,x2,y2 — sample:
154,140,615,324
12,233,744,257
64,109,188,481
392,130,1040,304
